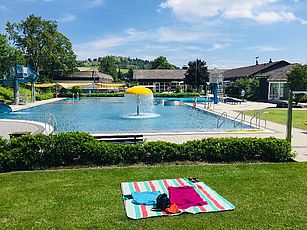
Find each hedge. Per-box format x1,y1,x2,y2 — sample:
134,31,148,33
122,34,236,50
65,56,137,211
0,133,294,172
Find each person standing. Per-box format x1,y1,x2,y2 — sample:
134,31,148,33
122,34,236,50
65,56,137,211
193,96,197,108
240,89,245,100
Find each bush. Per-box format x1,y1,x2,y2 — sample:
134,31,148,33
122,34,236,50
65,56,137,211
298,95,307,103
0,133,294,173
36,92,54,101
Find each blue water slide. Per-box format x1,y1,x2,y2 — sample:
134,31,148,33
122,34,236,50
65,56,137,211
16,64,39,83
0,103,12,113
0,64,39,86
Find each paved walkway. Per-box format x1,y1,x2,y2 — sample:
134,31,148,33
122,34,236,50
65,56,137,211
9,98,65,112
0,98,64,138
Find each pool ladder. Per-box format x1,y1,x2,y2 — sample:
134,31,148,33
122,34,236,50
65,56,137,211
217,111,227,129
234,111,246,129
249,110,261,129
44,113,57,133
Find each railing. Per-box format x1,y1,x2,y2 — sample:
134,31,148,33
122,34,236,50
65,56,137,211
250,110,261,129
217,111,227,129
234,111,245,129
204,96,213,109
44,113,57,133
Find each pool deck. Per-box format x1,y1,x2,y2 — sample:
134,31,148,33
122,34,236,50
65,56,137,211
1,98,306,162
0,98,64,139
144,101,307,162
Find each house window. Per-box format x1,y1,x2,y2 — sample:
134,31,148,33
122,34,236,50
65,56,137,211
269,83,279,100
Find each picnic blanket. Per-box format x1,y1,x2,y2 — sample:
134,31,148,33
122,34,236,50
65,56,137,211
121,178,235,219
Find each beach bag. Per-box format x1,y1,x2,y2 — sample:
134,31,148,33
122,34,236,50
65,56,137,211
156,193,171,210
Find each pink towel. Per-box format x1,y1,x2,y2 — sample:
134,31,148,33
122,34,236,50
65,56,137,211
168,186,207,209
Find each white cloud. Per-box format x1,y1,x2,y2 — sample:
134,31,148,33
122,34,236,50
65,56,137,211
74,29,150,59
206,43,229,51
254,11,296,24
74,24,226,59
245,45,282,52
57,13,77,23
160,0,306,24
89,0,104,6
155,27,216,43
0,5,7,10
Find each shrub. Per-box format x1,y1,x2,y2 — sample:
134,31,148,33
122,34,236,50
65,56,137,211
0,133,293,173
5,134,51,170
298,95,307,103
48,132,96,166
36,92,53,101
142,141,181,163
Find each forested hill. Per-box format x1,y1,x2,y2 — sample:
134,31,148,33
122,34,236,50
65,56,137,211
115,56,152,69
77,56,178,69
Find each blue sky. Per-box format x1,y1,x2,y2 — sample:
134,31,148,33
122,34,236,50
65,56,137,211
0,0,307,68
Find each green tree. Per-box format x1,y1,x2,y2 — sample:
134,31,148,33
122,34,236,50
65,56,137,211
234,77,259,100
287,64,307,91
184,59,209,91
98,55,118,79
6,15,77,78
151,56,173,69
0,33,24,77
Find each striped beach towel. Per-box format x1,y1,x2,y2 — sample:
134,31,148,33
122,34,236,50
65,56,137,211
121,178,235,219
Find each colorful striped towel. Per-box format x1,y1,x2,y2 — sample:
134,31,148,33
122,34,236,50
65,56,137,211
121,178,235,219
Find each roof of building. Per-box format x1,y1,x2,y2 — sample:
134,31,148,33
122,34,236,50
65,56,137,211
54,71,113,82
68,71,113,81
260,64,296,82
222,60,290,80
133,69,226,81
133,69,187,80
208,69,228,75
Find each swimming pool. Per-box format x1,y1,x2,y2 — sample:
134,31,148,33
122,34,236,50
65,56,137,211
0,97,252,133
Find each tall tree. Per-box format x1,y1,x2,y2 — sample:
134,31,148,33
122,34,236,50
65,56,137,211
99,55,118,79
6,15,77,77
184,59,209,90
0,33,24,77
287,64,307,91
151,56,173,69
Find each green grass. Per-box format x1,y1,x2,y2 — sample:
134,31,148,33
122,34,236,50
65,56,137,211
245,109,307,130
0,163,306,229
0,85,32,104
77,66,99,71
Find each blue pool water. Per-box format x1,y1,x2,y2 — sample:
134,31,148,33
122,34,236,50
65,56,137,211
0,97,251,133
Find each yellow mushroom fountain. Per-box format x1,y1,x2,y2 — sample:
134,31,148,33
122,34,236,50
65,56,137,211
124,86,159,118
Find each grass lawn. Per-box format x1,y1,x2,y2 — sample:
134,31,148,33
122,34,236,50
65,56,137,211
245,109,307,130
77,66,99,71
0,163,306,229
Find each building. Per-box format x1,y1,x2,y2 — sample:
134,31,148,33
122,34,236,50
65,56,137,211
54,71,120,92
133,69,186,92
54,71,113,84
133,69,226,92
222,60,291,101
259,64,295,101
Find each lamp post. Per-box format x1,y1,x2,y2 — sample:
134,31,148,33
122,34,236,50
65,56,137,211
286,90,293,143
195,59,198,92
